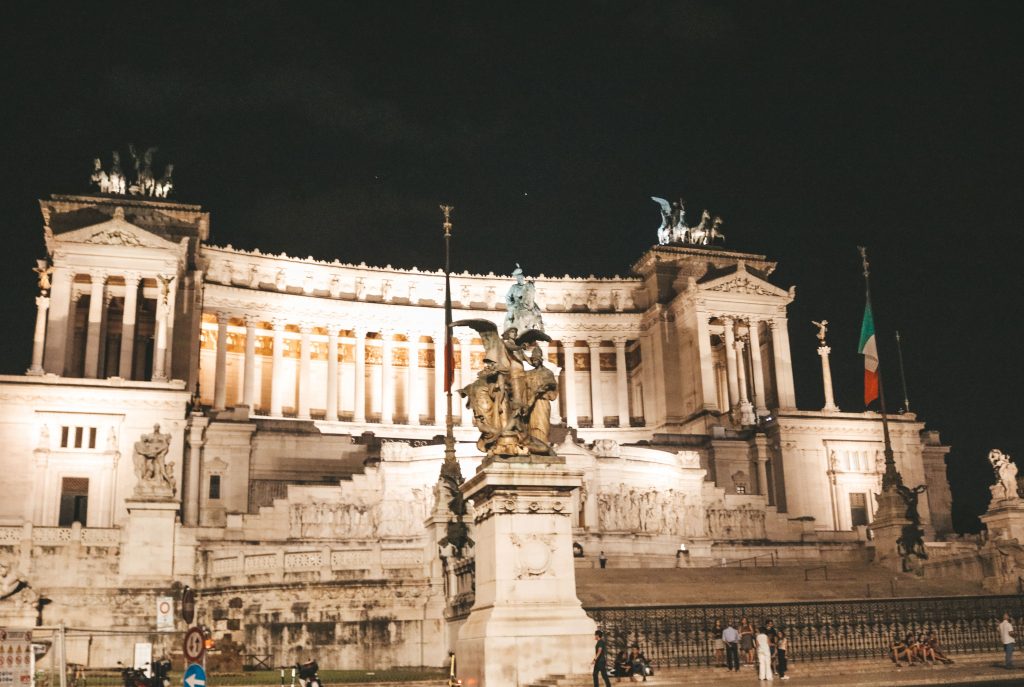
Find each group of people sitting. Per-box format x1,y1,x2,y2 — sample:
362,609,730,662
890,631,954,667
611,645,653,682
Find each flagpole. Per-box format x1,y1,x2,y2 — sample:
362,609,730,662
858,246,900,490
441,205,457,464
895,330,911,413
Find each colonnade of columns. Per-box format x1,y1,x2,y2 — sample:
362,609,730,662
204,317,641,429
38,267,176,381
709,315,796,424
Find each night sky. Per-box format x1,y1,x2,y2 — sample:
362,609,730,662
1,2,1020,531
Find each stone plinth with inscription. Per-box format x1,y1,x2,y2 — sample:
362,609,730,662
455,457,595,687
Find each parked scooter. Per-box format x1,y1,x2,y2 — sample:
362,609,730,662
118,659,171,687
295,659,322,687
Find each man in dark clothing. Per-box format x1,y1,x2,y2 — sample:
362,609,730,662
592,630,611,687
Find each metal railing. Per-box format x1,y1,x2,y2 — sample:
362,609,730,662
719,552,776,568
586,594,1024,668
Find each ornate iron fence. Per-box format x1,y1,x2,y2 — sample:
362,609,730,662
586,595,1024,667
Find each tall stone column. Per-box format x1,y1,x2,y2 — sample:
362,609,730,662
818,345,839,411
163,276,177,380
242,316,258,410
152,285,169,382
754,434,772,502
118,273,140,379
381,329,394,425
722,317,739,409
613,337,629,427
587,338,602,428
353,327,367,423
694,309,718,410
562,340,578,427
325,327,339,421
43,266,72,375
213,314,229,410
184,416,208,527
297,325,312,419
84,271,107,378
27,295,49,375
460,337,473,425
406,333,421,425
770,318,797,409
434,331,446,425
270,319,285,416
734,339,755,425
748,320,769,417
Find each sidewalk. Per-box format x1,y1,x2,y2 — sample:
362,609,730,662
526,653,1024,686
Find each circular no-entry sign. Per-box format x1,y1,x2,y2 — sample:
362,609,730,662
183,627,205,663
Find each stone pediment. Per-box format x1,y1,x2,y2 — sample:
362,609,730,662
697,261,791,299
52,209,184,252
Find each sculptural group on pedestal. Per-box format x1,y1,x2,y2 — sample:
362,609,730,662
132,424,176,498
89,147,174,198
651,196,725,246
988,449,1021,502
455,266,558,459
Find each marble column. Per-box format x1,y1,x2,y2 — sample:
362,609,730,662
353,328,367,423
325,327,339,421
184,416,208,527
694,309,718,410
722,317,739,409
734,339,754,425
43,267,72,375
213,314,229,410
613,337,629,427
297,325,312,419
27,295,49,375
163,276,177,380
770,318,797,409
118,273,140,379
242,316,258,410
587,338,603,427
460,337,473,425
563,340,578,427
407,333,421,425
434,331,447,425
380,330,394,424
748,320,769,416
152,285,169,382
818,345,839,411
84,271,107,378
540,341,562,426
270,320,285,416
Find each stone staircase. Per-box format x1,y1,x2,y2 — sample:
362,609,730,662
576,562,986,606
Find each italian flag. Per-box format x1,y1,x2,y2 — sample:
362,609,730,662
858,301,879,406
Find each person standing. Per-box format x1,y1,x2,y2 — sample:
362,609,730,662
776,630,789,680
599,551,608,569
712,620,725,667
592,630,612,687
755,627,773,681
722,620,740,672
739,617,754,666
999,612,1016,669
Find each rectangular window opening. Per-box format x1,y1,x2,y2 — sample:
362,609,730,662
58,477,89,527
209,475,221,500
849,492,869,528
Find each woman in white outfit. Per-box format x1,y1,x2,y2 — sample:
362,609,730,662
755,627,773,681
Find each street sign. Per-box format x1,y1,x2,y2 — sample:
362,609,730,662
183,664,206,687
156,597,174,631
181,587,196,625
183,627,205,663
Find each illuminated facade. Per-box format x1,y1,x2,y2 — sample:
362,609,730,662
0,191,953,666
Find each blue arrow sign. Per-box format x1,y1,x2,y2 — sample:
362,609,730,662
184,664,207,687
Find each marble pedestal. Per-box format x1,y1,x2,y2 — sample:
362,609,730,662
120,499,179,582
456,457,596,687
869,489,911,572
981,497,1024,542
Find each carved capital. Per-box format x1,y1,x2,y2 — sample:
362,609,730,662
586,336,602,349
611,335,628,347
123,271,141,287
243,315,260,329
89,270,108,285
216,312,231,326
271,318,288,332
